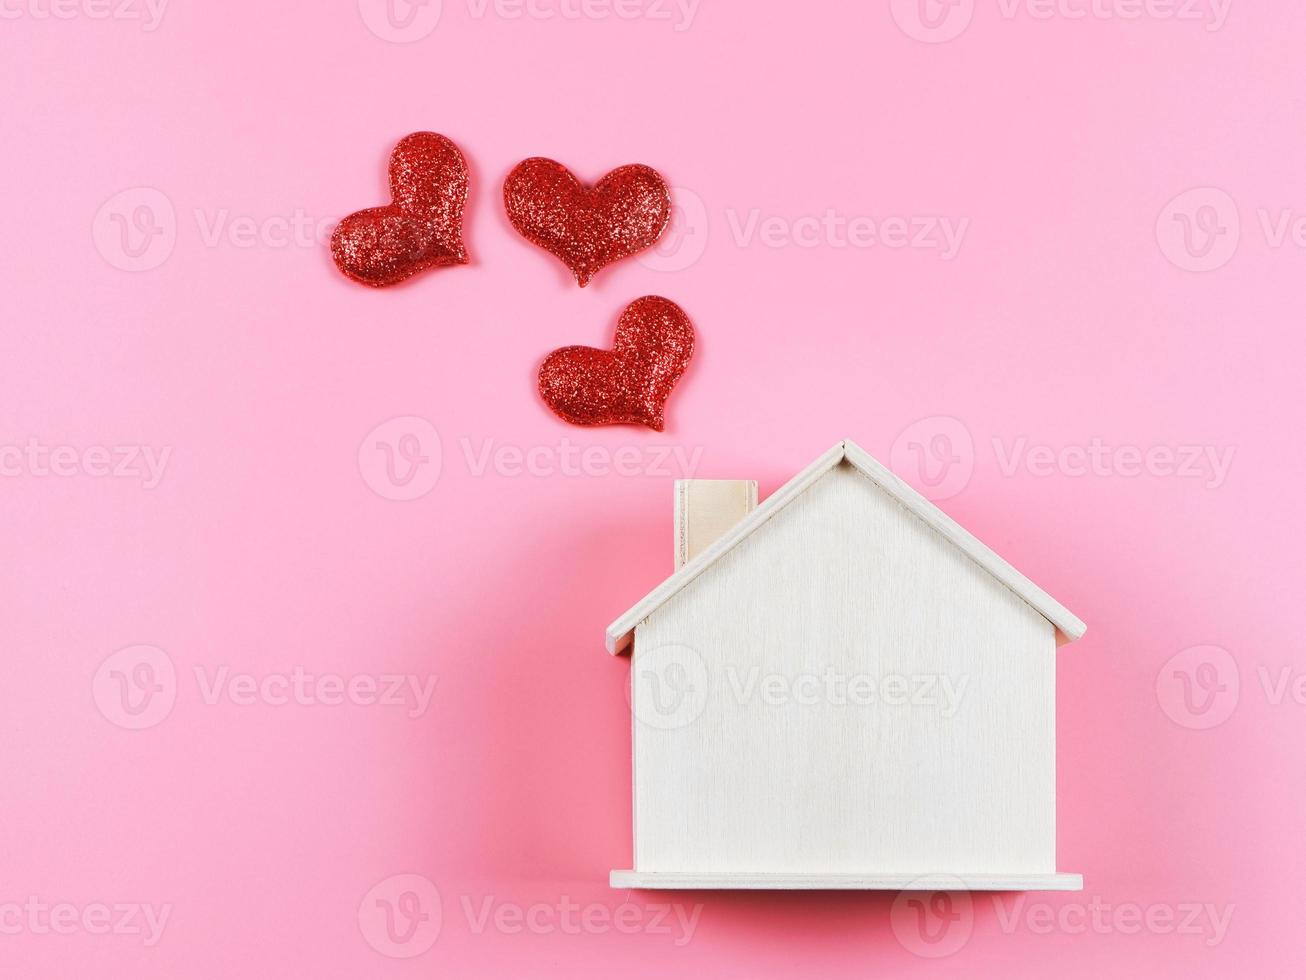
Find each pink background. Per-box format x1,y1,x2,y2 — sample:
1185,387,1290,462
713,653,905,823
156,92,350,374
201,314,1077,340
2,0,1302,976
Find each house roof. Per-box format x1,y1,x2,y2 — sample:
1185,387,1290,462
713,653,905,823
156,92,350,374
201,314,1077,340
605,439,1087,654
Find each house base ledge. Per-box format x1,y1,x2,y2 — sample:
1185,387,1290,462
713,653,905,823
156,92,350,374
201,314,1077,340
610,871,1084,891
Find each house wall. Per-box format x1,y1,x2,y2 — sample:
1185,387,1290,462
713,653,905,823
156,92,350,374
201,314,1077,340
631,462,1058,875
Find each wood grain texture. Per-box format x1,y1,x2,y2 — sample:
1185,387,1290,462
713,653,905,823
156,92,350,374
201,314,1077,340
675,480,758,569
630,462,1059,877
607,439,1086,654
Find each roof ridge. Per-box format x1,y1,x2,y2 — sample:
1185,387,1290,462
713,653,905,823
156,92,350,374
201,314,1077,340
604,439,1086,654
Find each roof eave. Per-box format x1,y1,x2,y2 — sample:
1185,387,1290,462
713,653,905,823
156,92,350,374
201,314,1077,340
605,439,1087,655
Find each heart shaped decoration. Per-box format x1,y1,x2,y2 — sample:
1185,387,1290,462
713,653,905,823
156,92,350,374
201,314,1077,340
504,158,671,287
331,132,470,288
538,296,695,431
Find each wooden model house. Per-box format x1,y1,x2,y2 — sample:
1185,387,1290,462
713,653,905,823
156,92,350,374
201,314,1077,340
606,440,1086,891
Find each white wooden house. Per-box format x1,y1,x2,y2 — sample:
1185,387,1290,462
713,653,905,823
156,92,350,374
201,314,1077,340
606,440,1085,891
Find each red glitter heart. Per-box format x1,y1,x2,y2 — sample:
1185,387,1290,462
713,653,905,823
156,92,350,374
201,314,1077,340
330,132,469,288
538,296,695,431
504,158,671,287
